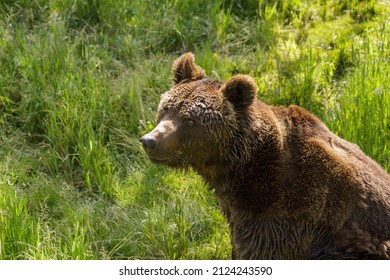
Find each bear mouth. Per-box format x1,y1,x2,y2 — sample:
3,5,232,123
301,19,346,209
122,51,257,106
147,155,171,165
146,153,186,168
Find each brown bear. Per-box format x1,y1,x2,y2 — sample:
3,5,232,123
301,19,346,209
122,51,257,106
140,52,390,259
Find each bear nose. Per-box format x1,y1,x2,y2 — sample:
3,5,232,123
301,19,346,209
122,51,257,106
139,135,156,150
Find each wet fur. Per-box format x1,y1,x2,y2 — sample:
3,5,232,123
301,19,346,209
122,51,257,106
142,53,390,259
216,103,390,259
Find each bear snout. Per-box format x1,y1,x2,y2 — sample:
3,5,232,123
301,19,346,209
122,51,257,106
139,134,156,150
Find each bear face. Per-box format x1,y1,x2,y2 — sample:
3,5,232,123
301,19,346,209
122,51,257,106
140,53,258,171
140,79,222,168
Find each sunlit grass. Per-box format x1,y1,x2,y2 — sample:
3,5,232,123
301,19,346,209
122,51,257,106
0,0,389,259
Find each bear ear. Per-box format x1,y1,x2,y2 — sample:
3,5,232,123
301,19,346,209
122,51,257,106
221,74,257,110
172,52,205,85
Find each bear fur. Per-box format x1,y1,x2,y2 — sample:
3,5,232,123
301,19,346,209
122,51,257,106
140,53,390,259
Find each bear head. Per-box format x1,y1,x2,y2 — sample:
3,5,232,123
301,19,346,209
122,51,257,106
140,53,258,171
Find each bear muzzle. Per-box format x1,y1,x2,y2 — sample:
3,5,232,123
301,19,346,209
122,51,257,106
139,119,183,166
139,120,170,151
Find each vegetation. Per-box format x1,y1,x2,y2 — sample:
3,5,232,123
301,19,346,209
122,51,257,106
0,0,389,259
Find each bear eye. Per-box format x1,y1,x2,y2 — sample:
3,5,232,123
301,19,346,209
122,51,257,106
185,119,195,127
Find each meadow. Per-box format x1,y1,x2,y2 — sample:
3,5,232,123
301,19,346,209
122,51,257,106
0,0,389,259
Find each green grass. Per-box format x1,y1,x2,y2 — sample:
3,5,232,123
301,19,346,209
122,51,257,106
0,0,389,259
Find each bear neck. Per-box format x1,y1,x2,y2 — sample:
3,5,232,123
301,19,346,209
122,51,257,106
192,101,288,214
192,101,337,217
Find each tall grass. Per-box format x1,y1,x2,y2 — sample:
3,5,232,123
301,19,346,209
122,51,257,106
0,0,389,259
326,25,390,169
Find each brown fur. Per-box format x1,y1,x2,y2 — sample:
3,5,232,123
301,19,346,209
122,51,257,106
140,53,390,259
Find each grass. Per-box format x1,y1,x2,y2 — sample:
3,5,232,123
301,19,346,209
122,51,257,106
0,0,389,259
